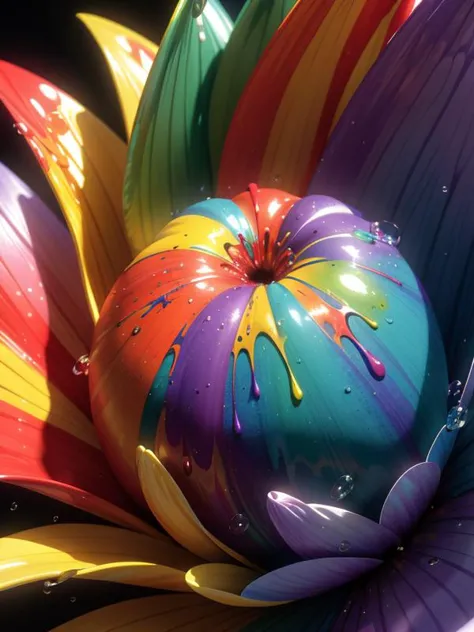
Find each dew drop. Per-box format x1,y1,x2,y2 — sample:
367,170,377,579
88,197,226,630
70,596,77,603
53,515,59,523
338,540,351,552
344,386,352,394
246,324,251,335
131,326,141,336
442,185,448,193
205,315,211,322
447,380,462,409
229,513,249,535
183,457,192,476
397,546,405,552
446,405,468,431
10,501,18,511
330,474,354,501
429,557,439,566
72,354,90,376
188,298,194,304
43,581,53,595
457,521,463,528
370,221,401,247
296,358,302,365
385,317,394,325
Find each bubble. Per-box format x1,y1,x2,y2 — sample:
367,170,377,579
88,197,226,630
446,405,468,431
429,557,439,566
338,540,351,552
229,513,249,535
370,221,401,247
72,354,90,376
10,502,18,511
344,386,352,394
330,474,354,501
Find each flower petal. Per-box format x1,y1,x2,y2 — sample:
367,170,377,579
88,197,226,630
427,424,458,470
208,0,297,175
77,14,158,139
241,557,381,602
185,563,283,607
0,524,201,592
124,0,233,254
217,0,416,197
379,462,440,537
136,447,257,568
267,491,399,559
438,409,474,500
0,62,132,321
49,594,261,632
311,0,474,382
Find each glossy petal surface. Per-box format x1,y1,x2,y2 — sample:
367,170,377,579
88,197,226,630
91,190,447,564
218,0,416,197
185,563,282,607
0,62,132,321
124,0,233,254
267,492,399,559
379,462,440,537
0,165,150,532
78,14,158,139
50,594,261,632
208,0,297,175
311,0,474,382
241,557,381,602
0,524,201,591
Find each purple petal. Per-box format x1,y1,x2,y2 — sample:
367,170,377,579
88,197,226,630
241,557,381,602
267,491,399,559
426,425,458,470
379,462,440,537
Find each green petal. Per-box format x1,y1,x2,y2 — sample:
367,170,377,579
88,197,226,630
123,0,233,254
208,0,297,177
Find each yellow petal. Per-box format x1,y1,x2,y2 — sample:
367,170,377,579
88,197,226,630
137,447,258,569
50,593,260,631
0,342,97,447
0,524,201,591
77,14,158,139
185,563,286,608
0,62,132,321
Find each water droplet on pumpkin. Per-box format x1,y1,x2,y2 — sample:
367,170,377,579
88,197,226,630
330,474,354,501
385,317,394,325
188,298,193,304
442,185,448,193
344,386,352,394
229,513,249,535
446,405,468,431
370,221,401,247
72,354,90,376
338,540,351,552
429,557,439,566
131,326,141,336
10,502,18,511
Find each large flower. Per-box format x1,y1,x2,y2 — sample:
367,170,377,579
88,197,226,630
1,0,474,630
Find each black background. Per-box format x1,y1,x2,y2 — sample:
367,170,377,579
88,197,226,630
0,1,245,629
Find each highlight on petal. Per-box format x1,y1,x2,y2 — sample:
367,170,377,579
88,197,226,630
49,593,261,632
77,14,158,139
136,447,256,568
185,563,283,607
311,0,474,384
241,557,381,602
267,491,399,559
123,0,233,254
379,462,440,538
0,62,132,321
0,524,201,592
208,0,297,175
217,0,417,197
